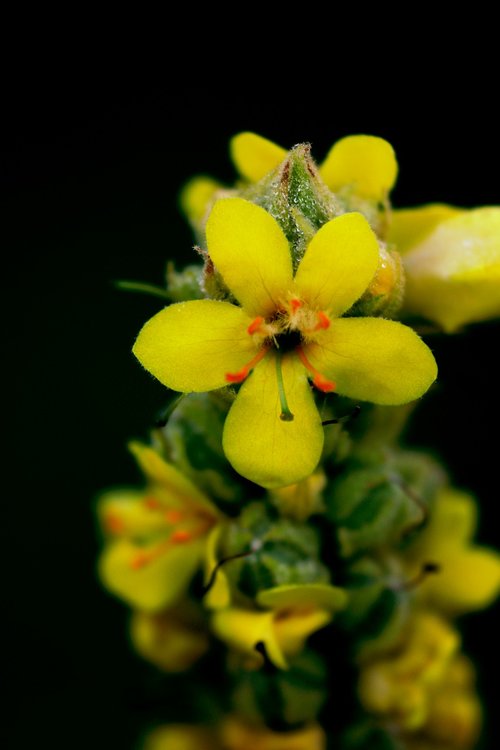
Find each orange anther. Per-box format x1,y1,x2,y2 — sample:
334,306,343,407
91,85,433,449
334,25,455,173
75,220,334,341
130,551,150,570
314,311,331,330
313,374,336,393
143,496,161,510
225,346,271,384
247,316,265,335
164,509,184,524
296,346,336,394
226,366,249,384
105,513,125,534
290,298,303,312
171,529,192,543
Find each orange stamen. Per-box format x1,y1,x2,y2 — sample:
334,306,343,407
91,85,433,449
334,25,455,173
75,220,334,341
143,496,161,510
164,509,184,524
247,316,265,334
170,529,192,543
314,311,331,330
105,513,126,534
296,346,336,393
225,345,271,384
290,297,303,312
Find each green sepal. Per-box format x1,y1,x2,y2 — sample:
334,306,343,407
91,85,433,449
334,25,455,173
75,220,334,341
240,144,340,270
220,502,330,600
165,262,205,301
341,721,400,750
158,391,245,504
231,650,327,728
339,558,410,658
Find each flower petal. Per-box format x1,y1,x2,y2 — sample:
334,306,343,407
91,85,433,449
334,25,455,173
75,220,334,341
205,198,293,317
223,353,324,489
133,299,258,392
211,608,284,666
179,175,222,223
98,538,205,612
423,548,500,614
131,610,209,672
306,318,437,405
257,583,347,612
294,213,380,316
320,135,398,199
230,131,287,182
129,442,219,516
203,526,231,610
402,207,500,332
388,204,462,254
143,725,216,750
272,609,332,662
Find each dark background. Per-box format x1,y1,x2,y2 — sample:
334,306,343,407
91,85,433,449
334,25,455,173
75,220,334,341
4,86,499,749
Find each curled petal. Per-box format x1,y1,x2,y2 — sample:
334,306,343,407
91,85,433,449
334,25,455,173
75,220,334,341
388,204,462,254
402,207,500,331
306,318,437,405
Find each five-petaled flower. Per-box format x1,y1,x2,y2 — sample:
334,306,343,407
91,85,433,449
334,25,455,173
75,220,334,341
134,198,437,489
98,442,222,612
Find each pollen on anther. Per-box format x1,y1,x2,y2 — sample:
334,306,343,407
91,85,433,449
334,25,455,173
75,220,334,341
143,496,161,510
290,298,303,312
247,316,264,335
225,367,249,384
171,529,192,543
314,311,331,330
164,509,184,524
313,374,336,393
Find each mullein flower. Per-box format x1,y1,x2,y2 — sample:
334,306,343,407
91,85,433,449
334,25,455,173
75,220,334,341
98,442,222,611
402,487,500,614
130,601,209,672
211,583,347,669
230,131,398,203
134,197,436,488
142,719,326,750
358,613,460,731
390,206,500,332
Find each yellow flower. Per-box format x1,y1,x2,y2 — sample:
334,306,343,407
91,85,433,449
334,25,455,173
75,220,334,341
142,725,217,750
220,716,326,750
403,487,500,614
358,613,460,731
134,198,437,488
130,602,209,672
230,131,398,201
389,206,500,332
98,442,221,612
211,583,347,670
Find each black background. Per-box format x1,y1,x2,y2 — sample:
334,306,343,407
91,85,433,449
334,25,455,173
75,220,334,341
4,86,499,749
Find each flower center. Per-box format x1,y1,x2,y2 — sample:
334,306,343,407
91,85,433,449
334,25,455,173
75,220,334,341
225,298,336,398
125,497,215,570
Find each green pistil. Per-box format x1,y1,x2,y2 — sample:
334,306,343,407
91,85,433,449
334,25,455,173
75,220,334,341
276,354,294,422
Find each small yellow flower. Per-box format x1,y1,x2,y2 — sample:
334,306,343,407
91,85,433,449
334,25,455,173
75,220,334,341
142,725,217,750
220,716,326,750
230,131,398,201
403,487,500,614
134,198,437,488
389,206,500,332
130,602,209,672
358,613,460,731
211,583,347,669
98,442,221,612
